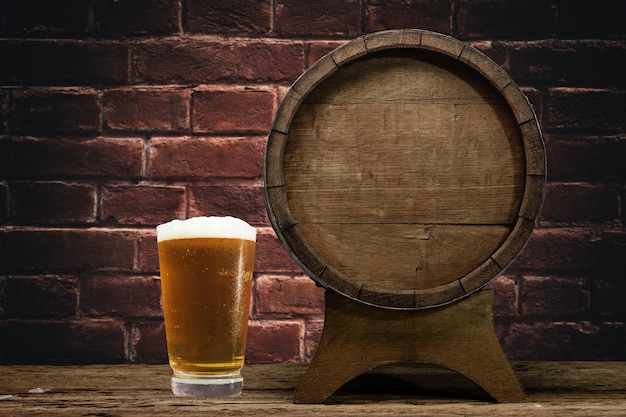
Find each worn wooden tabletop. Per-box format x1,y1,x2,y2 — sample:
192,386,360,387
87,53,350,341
1,362,625,416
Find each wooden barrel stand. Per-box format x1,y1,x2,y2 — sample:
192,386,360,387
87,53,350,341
295,291,525,403
264,29,545,405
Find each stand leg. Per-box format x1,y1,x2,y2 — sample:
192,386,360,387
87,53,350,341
295,290,525,403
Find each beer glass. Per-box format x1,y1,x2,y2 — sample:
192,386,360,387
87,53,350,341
156,216,256,397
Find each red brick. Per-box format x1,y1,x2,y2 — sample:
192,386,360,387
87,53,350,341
3,0,91,36
521,276,590,316
0,40,130,86
275,0,361,37
457,0,556,39
134,39,305,84
254,230,303,273
103,88,190,132
10,89,101,135
149,136,265,179
185,0,271,34
94,0,181,36
501,321,625,360
192,88,275,134
366,0,451,34
512,228,626,272
307,41,345,65
511,41,626,88
246,320,303,363
556,0,626,38
547,88,626,134
303,318,324,362
485,275,518,317
255,275,324,317
2,275,78,318
0,137,144,179
0,228,136,273
545,135,622,181
540,183,619,224
137,231,159,274
129,321,168,363
0,319,126,364
80,276,162,318
10,181,96,224
101,184,186,225
189,183,267,226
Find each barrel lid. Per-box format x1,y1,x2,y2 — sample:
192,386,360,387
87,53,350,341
264,29,545,310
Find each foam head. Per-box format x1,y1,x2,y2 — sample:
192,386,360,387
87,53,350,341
156,216,257,243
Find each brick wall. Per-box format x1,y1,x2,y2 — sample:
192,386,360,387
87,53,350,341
0,0,625,364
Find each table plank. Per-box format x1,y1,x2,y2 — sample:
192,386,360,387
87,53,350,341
1,363,625,416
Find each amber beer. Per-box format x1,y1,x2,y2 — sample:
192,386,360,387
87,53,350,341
157,216,256,398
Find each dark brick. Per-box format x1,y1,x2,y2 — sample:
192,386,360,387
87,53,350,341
246,320,302,363
129,321,168,363
0,182,7,223
0,40,130,86
192,88,275,134
486,275,519,317
185,0,271,34
10,89,101,135
547,88,626,134
149,136,265,179
502,321,625,360
255,275,324,317
0,229,136,273
189,183,267,226
101,184,186,225
254,230,303,274
540,183,620,224
457,0,556,40
545,135,622,181
2,275,78,318
521,276,590,316
2,0,91,37
94,0,181,36
468,41,510,70
594,277,626,318
0,319,126,364
134,39,304,84
556,0,626,38
366,0,451,34
0,89,8,134
10,181,96,224
103,88,191,132
275,0,361,37
80,276,162,318
0,137,144,180
512,228,626,273
511,40,626,88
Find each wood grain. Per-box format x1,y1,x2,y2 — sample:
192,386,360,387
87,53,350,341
1,363,625,416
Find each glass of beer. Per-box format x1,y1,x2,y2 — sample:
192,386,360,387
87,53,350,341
156,216,256,397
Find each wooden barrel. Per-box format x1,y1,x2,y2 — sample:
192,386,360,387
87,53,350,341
264,29,545,310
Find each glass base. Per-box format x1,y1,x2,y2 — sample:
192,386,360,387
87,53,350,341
171,372,243,398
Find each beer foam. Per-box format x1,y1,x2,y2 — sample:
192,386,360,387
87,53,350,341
156,216,257,242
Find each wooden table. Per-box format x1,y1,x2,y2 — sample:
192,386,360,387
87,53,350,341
1,362,625,416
